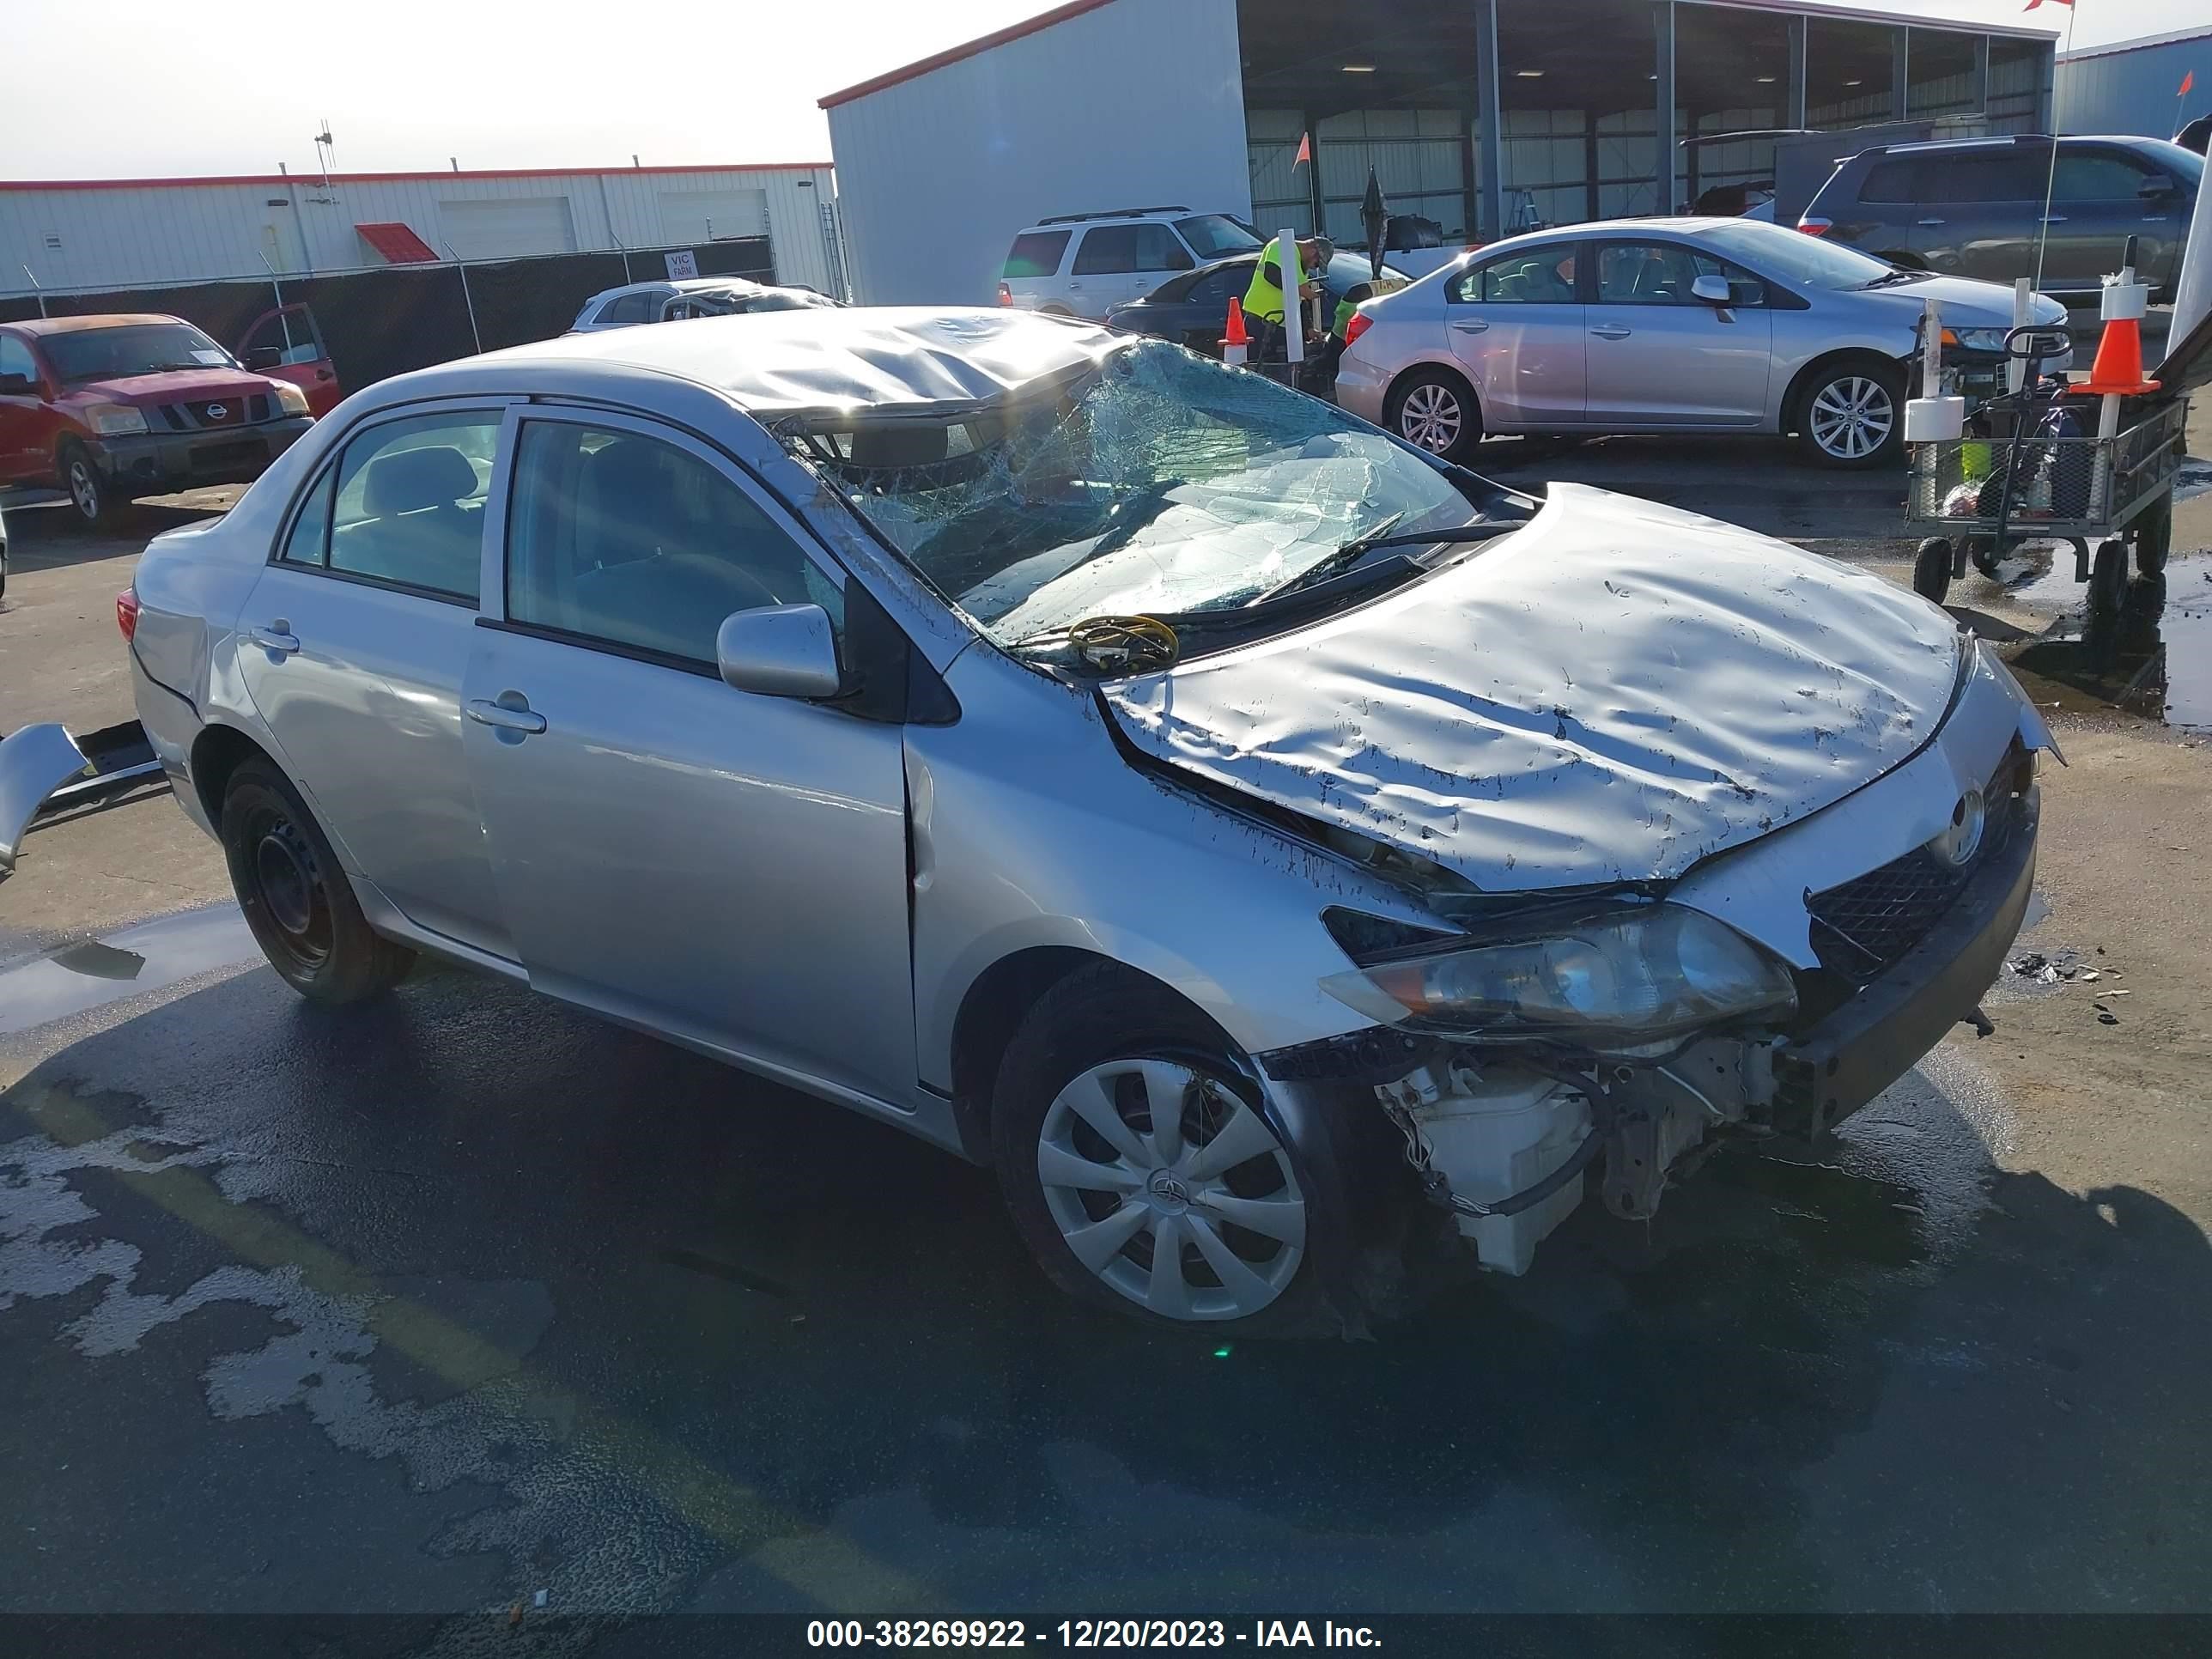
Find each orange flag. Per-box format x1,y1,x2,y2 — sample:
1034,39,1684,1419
1294,132,1312,167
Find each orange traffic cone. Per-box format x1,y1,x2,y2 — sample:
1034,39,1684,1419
1222,295,1249,367
2079,314,2158,396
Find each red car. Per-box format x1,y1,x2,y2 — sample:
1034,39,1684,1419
0,313,315,526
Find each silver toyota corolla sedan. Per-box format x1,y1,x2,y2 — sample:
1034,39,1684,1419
105,307,2053,1334
1335,216,2071,468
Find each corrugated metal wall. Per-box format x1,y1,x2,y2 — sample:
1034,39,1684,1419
2057,33,2211,140
0,166,840,300
825,0,1251,306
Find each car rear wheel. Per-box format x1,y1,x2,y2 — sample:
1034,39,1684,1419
221,757,414,1004
60,442,117,529
1386,368,1480,463
1796,360,1903,469
992,965,1317,1330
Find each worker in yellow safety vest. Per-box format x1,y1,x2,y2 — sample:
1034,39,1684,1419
1243,234,1326,360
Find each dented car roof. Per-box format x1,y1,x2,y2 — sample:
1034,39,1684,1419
481,307,1120,416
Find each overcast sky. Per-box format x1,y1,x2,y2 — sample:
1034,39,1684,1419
0,0,2201,180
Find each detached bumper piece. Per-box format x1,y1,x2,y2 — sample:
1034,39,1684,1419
1775,788,2039,1139
0,720,166,881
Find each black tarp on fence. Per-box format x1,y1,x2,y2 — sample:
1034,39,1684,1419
0,238,775,395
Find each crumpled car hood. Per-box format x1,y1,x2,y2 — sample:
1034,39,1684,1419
1105,484,1963,891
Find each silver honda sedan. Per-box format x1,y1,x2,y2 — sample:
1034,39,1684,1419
108,308,2052,1334
1335,216,2071,468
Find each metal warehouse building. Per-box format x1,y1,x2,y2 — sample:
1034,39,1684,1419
0,162,844,302
2056,27,2211,142
823,0,2059,307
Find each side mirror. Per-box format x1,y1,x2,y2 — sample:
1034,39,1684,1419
2137,176,2179,200
1690,273,1733,306
243,346,283,370
715,603,842,699
0,372,34,395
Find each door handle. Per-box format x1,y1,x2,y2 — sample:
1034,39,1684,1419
465,697,547,735
1916,217,1946,227
1590,325,1632,339
2040,215,2068,224
248,622,299,656
1450,319,1489,333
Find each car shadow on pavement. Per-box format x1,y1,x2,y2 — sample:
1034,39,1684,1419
3,500,226,574
2,961,2208,1620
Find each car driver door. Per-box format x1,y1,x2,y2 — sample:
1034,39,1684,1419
461,406,917,1107
1443,244,1587,428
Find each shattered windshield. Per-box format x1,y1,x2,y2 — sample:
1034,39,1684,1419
803,341,1477,647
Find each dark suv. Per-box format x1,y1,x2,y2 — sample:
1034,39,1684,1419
1800,134,2202,299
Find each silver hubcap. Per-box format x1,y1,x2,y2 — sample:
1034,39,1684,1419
1808,376,1893,460
1037,1059,1305,1322
69,461,99,518
1399,383,1463,453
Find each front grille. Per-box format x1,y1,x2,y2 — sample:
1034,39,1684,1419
159,395,269,431
1806,748,2029,987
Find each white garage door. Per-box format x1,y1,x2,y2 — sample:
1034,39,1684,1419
437,197,580,259
657,188,769,244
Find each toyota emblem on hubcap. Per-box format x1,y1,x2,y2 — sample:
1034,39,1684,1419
1928,788,1986,868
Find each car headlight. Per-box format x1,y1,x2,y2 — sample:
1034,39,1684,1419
1319,903,1796,1052
1949,328,2010,354
86,404,149,436
270,380,310,416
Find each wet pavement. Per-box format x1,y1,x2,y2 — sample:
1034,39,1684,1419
3,902,2209,1644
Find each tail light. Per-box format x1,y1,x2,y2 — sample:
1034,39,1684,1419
997,282,1013,307
1796,216,1832,237
1344,312,1373,347
116,586,140,641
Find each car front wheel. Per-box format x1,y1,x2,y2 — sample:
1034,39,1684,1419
61,443,115,528
221,757,414,1003
993,966,1317,1330
1796,361,1903,468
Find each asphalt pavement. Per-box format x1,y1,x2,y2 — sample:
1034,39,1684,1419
3,434,2211,1651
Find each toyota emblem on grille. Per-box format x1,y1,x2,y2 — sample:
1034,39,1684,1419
204,404,228,422
1928,788,1986,868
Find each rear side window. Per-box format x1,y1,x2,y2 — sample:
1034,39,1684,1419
1858,161,1920,204
1923,153,2043,203
1073,226,1139,275
279,466,336,567
319,412,500,600
2051,152,2154,201
506,422,842,666
1003,231,1071,278
1449,247,1577,304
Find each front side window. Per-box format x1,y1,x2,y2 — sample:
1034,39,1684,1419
507,422,841,666
243,307,322,366
807,340,1476,648
1449,247,1577,304
0,334,38,386
1595,243,1763,307
42,321,236,384
1131,224,1196,273
322,412,499,600
1174,215,1263,260
1003,231,1072,279
1073,226,1139,276
2051,152,2154,201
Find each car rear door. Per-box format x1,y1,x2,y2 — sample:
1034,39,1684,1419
1068,225,1147,319
1914,150,2042,284
235,402,514,960
1442,244,1587,428
236,304,340,416
459,404,916,1104
1583,240,1772,426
